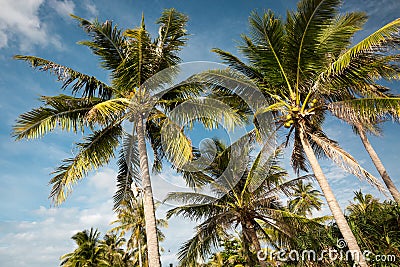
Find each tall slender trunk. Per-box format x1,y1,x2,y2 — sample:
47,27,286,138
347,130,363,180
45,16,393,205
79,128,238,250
243,220,267,267
356,124,400,203
136,114,161,267
138,240,143,267
298,127,367,267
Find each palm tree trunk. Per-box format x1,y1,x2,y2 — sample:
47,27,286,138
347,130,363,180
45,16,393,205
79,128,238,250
298,127,367,267
243,220,267,267
136,114,161,267
356,124,400,203
138,240,143,267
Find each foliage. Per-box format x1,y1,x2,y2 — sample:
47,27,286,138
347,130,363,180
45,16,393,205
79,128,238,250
166,137,314,266
346,191,400,266
205,237,249,267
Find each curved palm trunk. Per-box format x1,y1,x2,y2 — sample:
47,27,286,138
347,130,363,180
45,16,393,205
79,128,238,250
136,114,161,267
243,220,267,267
356,124,400,204
298,127,367,267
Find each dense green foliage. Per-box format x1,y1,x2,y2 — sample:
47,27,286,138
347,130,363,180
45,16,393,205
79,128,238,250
14,0,400,266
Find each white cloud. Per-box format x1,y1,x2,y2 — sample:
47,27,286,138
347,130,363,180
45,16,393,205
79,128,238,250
83,0,99,17
0,0,61,51
88,168,118,198
0,169,116,267
48,0,75,19
0,203,115,267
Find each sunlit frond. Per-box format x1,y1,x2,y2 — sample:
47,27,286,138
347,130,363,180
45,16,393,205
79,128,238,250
118,22,154,90
86,97,131,124
330,18,400,75
50,124,122,204
328,97,400,125
164,192,218,206
309,132,386,192
13,95,101,140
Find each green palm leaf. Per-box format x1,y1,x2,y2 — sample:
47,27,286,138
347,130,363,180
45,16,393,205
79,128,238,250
72,14,125,71
285,0,341,95
86,97,131,125
50,124,122,204
13,95,101,140
316,12,367,57
177,214,231,266
242,10,290,91
328,97,400,125
155,8,188,69
114,133,141,211
330,18,400,74
14,55,113,99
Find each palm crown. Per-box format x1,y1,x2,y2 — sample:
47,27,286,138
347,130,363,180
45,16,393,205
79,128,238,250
208,0,400,265
13,10,194,267
166,137,312,267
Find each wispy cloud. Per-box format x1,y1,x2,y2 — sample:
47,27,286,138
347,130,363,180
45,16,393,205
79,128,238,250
48,0,76,19
83,0,99,18
0,0,62,51
0,168,117,267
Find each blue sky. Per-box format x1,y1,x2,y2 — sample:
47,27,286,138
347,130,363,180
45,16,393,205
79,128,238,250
1,0,400,266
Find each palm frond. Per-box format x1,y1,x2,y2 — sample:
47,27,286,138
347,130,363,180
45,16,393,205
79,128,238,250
177,215,230,266
316,12,367,57
166,200,223,222
212,48,263,80
291,129,309,173
118,22,155,90
241,10,290,91
50,124,122,204
114,132,141,210
285,0,341,93
164,192,218,206
13,95,101,140
328,97,400,125
71,14,125,71
86,97,130,124
330,18,400,75
159,115,193,169
168,97,244,131
308,132,386,192
14,55,113,99
193,68,268,113
244,144,283,194
154,8,188,69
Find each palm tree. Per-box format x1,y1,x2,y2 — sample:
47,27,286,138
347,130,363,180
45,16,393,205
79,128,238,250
355,123,400,203
345,191,400,264
347,190,381,216
13,10,242,267
209,1,400,265
99,233,126,267
61,228,108,267
288,181,323,216
206,238,246,267
166,137,310,267
110,198,168,267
